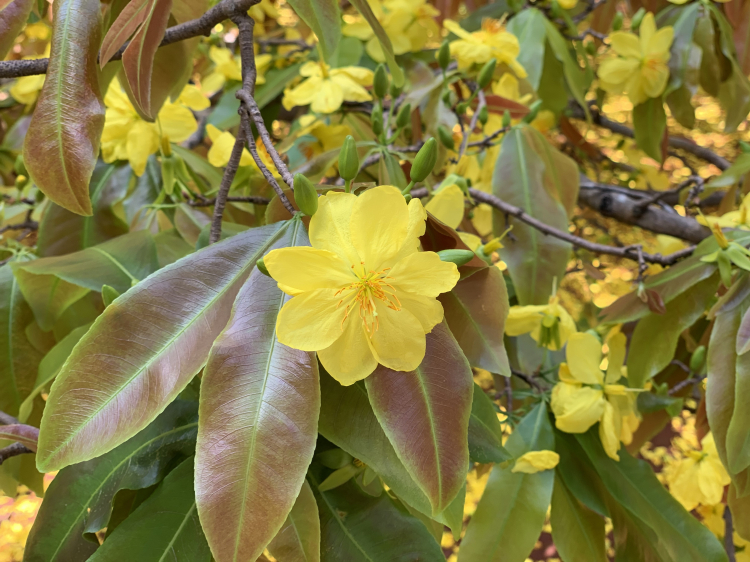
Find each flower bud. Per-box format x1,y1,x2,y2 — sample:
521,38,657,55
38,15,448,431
256,257,270,276
410,138,438,183
631,8,645,32
585,41,597,56
522,100,543,124
396,103,412,129
374,64,389,99
437,125,455,150
478,105,488,125
293,173,318,216
161,154,176,195
437,40,451,70
339,135,359,181
371,110,384,135
390,81,402,98
612,12,623,31
502,110,512,128
690,345,706,372
14,155,27,177
437,249,475,267
442,90,452,105
101,284,120,307
481,237,503,254
456,101,468,114
477,58,497,89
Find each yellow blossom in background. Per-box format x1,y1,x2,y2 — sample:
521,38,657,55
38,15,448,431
282,61,373,114
201,46,272,95
425,184,465,229
296,115,352,159
9,46,50,108
505,295,576,350
664,433,730,511
558,0,578,9
598,13,674,106
551,331,641,460
205,124,254,167
443,19,527,78
248,0,278,23
101,79,209,175
512,450,560,473
698,192,750,230
264,185,460,385
22,21,50,41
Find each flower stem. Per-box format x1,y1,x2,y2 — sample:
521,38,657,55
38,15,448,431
345,179,352,193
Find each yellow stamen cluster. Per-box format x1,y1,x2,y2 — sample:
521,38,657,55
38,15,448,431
336,264,401,335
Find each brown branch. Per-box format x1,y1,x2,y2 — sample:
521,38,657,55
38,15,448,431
244,122,296,215
0,411,19,425
510,368,545,392
456,90,485,162
726,506,737,562
210,126,247,244
189,195,270,207
0,220,38,235
0,443,33,466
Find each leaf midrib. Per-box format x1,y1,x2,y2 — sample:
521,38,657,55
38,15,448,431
515,132,538,303
5,275,20,410
156,502,198,562
414,366,443,512
90,247,139,284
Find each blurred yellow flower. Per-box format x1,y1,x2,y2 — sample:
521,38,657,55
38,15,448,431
248,0,279,23
512,450,560,473
297,115,352,159
505,295,576,351
491,73,555,133
443,18,526,78
205,124,254,167
551,331,641,461
664,433,730,511
101,79,209,176
698,192,750,230
425,184,465,229
201,46,272,95
282,61,373,114
598,13,674,106
558,0,578,8
23,22,50,41
264,185,459,385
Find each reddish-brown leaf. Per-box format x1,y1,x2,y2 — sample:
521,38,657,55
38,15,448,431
100,0,150,68
559,116,602,162
420,213,487,278
0,424,39,452
0,0,33,60
365,322,473,515
726,0,750,76
482,94,530,119
196,225,319,562
24,0,105,216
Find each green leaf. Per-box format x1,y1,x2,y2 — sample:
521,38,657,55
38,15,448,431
23,0,105,215
468,383,511,464
87,457,210,562
23,401,198,562
330,35,363,68
196,224,320,562
308,466,445,562
626,273,717,388
348,0,404,87
458,403,555,562
507,8,546,91
0,0,33,60
707,153,750,188
665,3,700,96
378,149,407,189
550,475,606,562
35,221,291,472
633,97,667,162
366,322,473,515
492,126,570,305
440,266,511,376
267,481,320,562
543,19,590,119
37,163,132,257
286,0,340,62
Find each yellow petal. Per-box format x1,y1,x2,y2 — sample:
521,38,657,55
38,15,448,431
309,191,361,266
598,57,640,86
158,103,198,143
368,302,426,372
425,184,465,230
599,399,622,461
640,61,670,99
605,331,627,384
565,332,604,385
398,291,444,332
283,76,323,111
318,315,378,385
333,66,374,86
330,74,372,104
207,130,239,167
505,305,546,336
310,79,345,114
492,73,521,101
639,13,656,50
388,197,428,265
646,27,674,57
201,72,226,95
511,450,560,474
443,19,473,41
276,288,347,351
388,251,459,298
179,84,210,111
264,247,355,292
551,383,605,433
459,232,482,251
126,121,159,176
342,20,375,40
609,32,642,59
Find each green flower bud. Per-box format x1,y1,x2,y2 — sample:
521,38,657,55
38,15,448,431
339,135,359,181
396,103,412,129
522,100,543,124
631,8,646,32
456,101,469,114
437,249,475,267
442,89,452,105
437,125,455,150
478,105,488,125
374,64,389,99
293,173,318,216
256,257,270,277
390,81,402,98
502,110,512,128
14,155,27,177
612,12,623,32
437,40,451,70
15,175,28,189
690,345,707,373
410,138,438,183
371,110,384,135
477,58,497,89
101,284,120,307
161,154,176,195
585,41,597,56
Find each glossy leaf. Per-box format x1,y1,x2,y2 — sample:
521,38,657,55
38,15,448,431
267,481,320,562
308,466,445,562
0,424,39,451
366,322,473,515
23,0,105,216
710,4,750,132
23,401,198,562
35,221,291,472
439,266,511,376
507,8,546,90
627,274,717,388
550,475,606,562
100,0,150,67
196,225,319,562
725,0,750,76
286,0,340,62
348,0,404,87
633,98,667,162
88,457,211,562
468,383,511,465
458,403,555,562
543,19,590,118
0,0,33,60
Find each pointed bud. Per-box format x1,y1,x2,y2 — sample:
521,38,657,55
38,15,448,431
712,223,729,250
690,345,706,373
502,110,512,128
410,138,438,183
456,101,468,114
390,81,402,98
371,110,384,135
396,103,412,129
477,58,497,89
442,90,452,105
161,154,176,195
256,257,271,277
293,173,318,216
437,40,451,70
585,41,597,56
522,100,543,124
437,249,475,267
612,12,623,31
631,8,645,31
437,125,455,150
374,64,389,99
101,284,120,307
478,105,488,125
14,155,27,177
339,135,359,181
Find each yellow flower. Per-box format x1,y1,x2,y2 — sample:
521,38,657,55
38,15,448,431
597,13,674,106
505,295,576,350
664,433,730,511
205,124,254,167
551,331,641,461
264,185,460,385
512,450,560,473
558,0,578,8
10,46,50,108
23,22,50,41
248,0,279,22
698,192,750,230
101,79,209,176
201,46,272,95
425,184,465,230
297,115,352,159
443,18,527,77
282,61,373,114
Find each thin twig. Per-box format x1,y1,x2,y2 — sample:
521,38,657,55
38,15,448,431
0,443,33,466
468,125,510,149
669,375,705,396
725,506,737,562
0,411,19,425
510,368,544,392
0,221,38,235
210,126,247,244
189,195,270,207
244,120,296,215
456,91,485,163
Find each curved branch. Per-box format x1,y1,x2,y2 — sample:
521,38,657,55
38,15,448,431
0,443,33,466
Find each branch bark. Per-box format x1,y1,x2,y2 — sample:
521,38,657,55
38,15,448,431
0,443,33,466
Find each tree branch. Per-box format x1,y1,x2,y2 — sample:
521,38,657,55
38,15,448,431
0,443,33,466
210,126,247,244
0,411,19,425
189,195,270,207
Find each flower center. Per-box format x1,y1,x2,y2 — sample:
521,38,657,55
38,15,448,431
335,264,401,335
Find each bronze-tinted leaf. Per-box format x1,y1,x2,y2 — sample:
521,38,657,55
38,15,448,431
0,0,33,60
0,424,39,452
439,266,510,376
420,213,487,278
365,322,473,515
196,226,319,562
36,221,290,472
100,0,150,68
23,0,105,216
267,481,320,562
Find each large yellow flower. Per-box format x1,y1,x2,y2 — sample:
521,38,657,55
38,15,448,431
597,13,674,106
264,185,460,385
505,295,576,350
282,61,373,114
664,433,730,511
551,331,640,461
443,18,527,78
101,79,209,175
